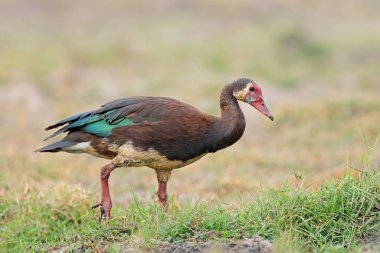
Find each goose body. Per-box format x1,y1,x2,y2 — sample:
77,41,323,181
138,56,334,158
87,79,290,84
37,78,273,219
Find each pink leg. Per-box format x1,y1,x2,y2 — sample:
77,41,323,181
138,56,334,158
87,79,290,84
92,161,116,220
158,182,168,206
156,170,171,207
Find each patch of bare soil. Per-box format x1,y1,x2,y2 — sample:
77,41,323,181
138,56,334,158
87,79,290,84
360,236,380,253
157,236,273,253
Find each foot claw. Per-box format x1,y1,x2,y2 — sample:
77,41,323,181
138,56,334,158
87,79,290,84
100,206,107,221
92,202,102,209
92,201,110,221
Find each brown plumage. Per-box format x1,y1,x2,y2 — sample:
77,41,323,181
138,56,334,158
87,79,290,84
36,78,273,219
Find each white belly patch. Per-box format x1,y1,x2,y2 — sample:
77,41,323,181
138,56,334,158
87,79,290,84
111,141,205,170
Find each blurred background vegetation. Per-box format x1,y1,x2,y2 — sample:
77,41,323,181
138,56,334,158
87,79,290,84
0,0,379,204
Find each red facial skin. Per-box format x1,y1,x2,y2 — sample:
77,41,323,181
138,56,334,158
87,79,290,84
246,83,274,121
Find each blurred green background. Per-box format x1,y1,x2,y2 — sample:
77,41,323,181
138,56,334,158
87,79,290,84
0,0,379,204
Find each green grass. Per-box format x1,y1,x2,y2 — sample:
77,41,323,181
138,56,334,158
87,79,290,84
1,168,379,252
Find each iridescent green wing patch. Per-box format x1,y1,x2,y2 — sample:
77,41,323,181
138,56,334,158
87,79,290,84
81,118,135,137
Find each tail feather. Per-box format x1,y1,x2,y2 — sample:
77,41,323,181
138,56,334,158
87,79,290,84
45,111,92,130
35,141,76,152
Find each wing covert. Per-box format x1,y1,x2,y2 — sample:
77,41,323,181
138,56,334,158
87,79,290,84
43,97,186,140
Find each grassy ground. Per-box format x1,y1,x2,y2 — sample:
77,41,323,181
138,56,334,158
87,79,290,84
1,0,380,252
1,162,379,252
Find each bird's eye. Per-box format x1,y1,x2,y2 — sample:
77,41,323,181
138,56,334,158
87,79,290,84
249,87,255,92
